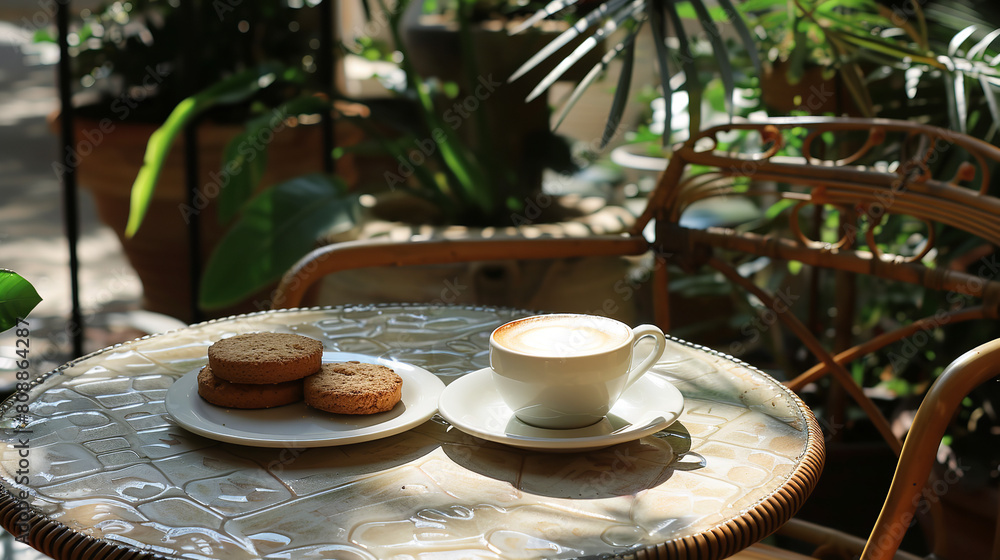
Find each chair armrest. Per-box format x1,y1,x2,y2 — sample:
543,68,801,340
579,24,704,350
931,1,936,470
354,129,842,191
270,235,650,309
861,338,1000,560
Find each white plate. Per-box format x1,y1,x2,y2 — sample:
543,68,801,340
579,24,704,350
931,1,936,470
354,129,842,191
438,368,684,452
165,352,445,448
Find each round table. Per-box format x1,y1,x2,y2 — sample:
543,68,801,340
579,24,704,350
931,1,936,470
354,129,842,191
0,305,824,559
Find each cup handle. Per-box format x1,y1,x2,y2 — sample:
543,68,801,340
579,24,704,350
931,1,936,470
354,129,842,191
623,324,667,391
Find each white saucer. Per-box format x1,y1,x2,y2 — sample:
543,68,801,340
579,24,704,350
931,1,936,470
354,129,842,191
165,352,445,448
438,368,684,452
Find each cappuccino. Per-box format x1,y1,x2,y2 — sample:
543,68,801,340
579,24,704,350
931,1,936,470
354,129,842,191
489,313,668,428
493,315,630,357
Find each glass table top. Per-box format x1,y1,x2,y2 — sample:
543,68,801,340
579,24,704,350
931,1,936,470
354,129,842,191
0,304,823,559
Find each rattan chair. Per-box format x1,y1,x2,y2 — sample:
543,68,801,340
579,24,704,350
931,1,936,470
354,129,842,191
645,117,1000,452
646,117,1000,559
272,116,1000,559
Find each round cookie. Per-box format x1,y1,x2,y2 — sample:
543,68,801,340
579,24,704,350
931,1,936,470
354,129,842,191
197,366,304,409
304,361,403,415
208,332,323,384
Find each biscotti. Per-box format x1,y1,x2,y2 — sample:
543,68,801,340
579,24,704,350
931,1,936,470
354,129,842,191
208,332,323,384
304,361,403,415
197,365,305,409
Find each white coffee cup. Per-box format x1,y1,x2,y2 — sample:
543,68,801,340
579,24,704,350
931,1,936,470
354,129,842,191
489,313,667,429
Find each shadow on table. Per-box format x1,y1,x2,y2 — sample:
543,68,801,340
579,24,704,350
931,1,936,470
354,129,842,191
442,422,700,500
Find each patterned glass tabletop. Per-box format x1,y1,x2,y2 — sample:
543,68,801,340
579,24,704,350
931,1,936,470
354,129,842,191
0,305,824,559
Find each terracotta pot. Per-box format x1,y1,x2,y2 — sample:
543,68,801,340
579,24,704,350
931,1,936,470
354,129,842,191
760,61,861,116
55,111,360,322
400,8,602,200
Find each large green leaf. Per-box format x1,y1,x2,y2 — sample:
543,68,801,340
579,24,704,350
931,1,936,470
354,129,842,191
0,271,42,332
216,95,334,223
199,175,358,310
125,64,294,238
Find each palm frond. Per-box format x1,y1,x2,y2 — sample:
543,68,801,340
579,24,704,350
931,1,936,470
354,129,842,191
663,0,702,135
687,0,735,118
718,0,762,71
977,75,1000,141
509,0,580,35
602,24,641,148
646,0,674,144
551,30,639,131
968,28,1000,59
523,0,645,102
510,0,758,144
949,25,978,56
508,0,634,84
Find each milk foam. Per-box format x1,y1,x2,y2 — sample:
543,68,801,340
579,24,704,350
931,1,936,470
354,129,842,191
496,316,630,357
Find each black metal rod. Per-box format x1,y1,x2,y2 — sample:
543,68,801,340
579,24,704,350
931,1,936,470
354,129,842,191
184,124,202,323
319,0,337,174
57,0,84,358
183,0,203,323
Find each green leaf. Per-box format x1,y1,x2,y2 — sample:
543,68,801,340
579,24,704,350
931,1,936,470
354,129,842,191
717,0,762,72
948,25,977,57
551,42,624,131
217,95,333,223
664,0,702,135
0,271,42,332
78,23,94,42
199,175,358,310
944,68,967,133
851,360,865,386
738,0,786,11
125,65,291,238
967,28,1000,60
787,22,811,84
517,0,637,99
32,28,55,43
689,0,735,118
978,76,1000,141
602,29,639,148
217,128,269,224
125,95,203,238
509,0,585,34
510,0,633,86
646,0,674,145
765,198,797,220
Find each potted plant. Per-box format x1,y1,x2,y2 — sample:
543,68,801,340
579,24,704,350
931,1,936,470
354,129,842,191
41,0,359,322
738,0,1000,134
506,0,762,147
396,0,603,200
508,0,1000,147
122,0,649,321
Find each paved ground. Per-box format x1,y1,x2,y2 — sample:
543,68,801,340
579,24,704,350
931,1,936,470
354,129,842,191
0,20,177,560
0,20,167,375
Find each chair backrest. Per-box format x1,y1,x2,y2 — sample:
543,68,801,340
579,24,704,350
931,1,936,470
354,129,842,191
638,116,1000,452
634,116,1000,558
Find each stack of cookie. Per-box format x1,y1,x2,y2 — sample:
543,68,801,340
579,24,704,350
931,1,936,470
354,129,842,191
196,332,403,415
